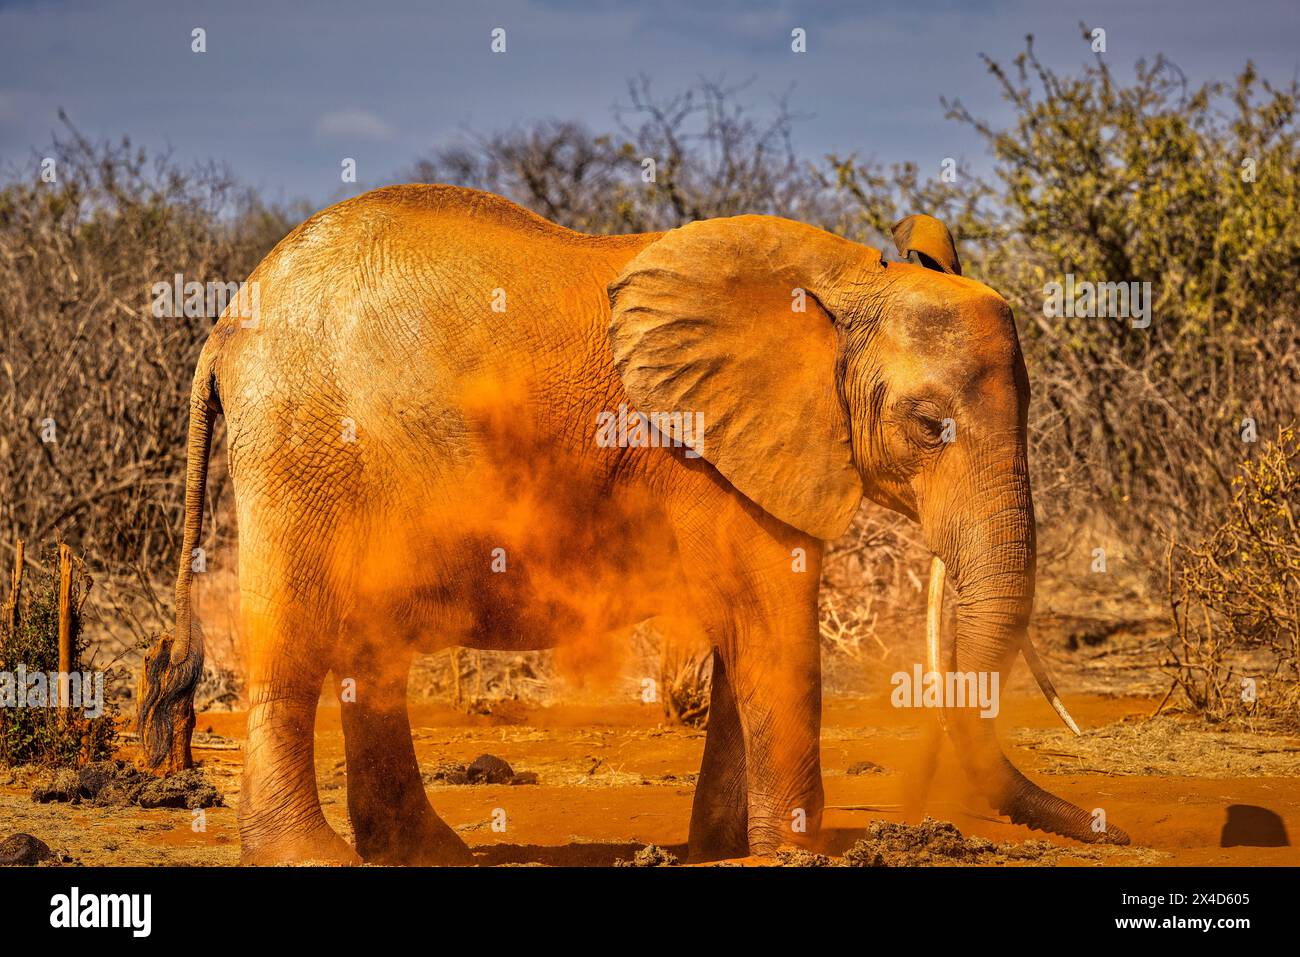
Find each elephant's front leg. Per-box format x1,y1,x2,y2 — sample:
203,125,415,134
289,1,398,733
338,646,475,866
723,599,825,855
670,490,827,858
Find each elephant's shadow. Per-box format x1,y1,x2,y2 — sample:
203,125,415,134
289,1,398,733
1220,804,1290,848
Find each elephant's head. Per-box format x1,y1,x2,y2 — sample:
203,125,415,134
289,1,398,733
608,214,1129,845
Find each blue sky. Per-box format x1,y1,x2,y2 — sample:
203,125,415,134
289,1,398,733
2,0,1297,207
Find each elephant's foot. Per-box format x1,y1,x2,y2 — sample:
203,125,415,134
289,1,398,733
240,822,361,866
745,817,821,859
688,828,750,863
741,786,826,858
694,815,816,860
687,786,750,862
355,805,476,866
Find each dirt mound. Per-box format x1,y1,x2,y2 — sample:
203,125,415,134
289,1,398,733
135,770,224,809
30,769,80,803
776,848,833,866
30,761,222,809
423,753,538,786
846,760,884,775
614,844,680,867
0,833,54,866
840,818,1056,866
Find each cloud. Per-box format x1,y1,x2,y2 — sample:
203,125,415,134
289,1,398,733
314,109,394,141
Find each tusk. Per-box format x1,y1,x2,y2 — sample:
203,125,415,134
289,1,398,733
925,557,947,734
1022,636,1082,736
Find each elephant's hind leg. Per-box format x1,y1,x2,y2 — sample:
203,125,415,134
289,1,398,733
239,602,358,866
338,647,474,866
688,648,749,861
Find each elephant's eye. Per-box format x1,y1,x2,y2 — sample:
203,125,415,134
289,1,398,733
917,415,945,438
906,407,950,448
895,397,951,451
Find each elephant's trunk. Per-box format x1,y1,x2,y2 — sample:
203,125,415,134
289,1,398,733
927,474,1130,846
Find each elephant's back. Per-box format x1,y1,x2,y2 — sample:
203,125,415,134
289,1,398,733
214,184,654,357
208,185,652,488
267,184,655,265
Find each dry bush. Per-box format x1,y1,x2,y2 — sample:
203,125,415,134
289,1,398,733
0,542,116,767
0,117,293,661
657,633,711,727
1162,428,1300,728
411,76,847,234
820,505,931,667
623,620,712,727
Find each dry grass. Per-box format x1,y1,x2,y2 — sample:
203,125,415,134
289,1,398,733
1016,715,1300,778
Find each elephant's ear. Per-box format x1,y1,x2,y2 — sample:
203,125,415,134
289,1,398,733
607,216,863,540
892,215,962,275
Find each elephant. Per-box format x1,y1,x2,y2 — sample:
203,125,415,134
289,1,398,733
139,184,1131,865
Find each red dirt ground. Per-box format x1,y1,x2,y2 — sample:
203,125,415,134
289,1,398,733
5,691,1296,866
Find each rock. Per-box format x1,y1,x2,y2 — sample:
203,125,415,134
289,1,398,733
31,769,80,804
425,756,533,786
0,833,54,866
135,769,223,809
466,754,515,784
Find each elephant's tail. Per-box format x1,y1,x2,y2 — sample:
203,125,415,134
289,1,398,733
140,345,222,770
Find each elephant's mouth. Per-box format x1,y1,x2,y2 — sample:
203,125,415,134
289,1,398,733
924,556,1131,845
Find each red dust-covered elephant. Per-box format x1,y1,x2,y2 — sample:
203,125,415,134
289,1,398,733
140,185,1129,864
